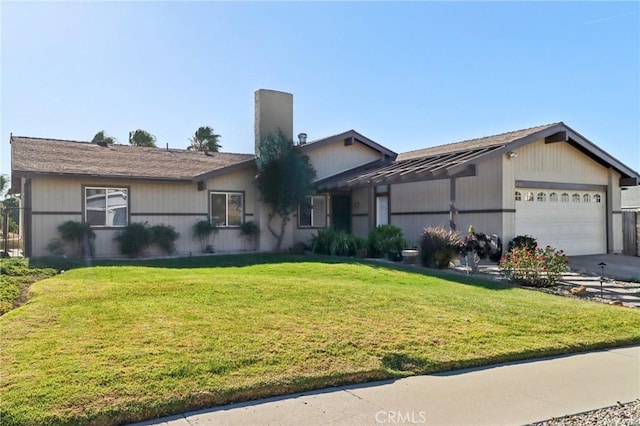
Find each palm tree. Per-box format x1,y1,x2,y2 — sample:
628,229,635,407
91,130,116,145
188,126,221,152
129,129,157,147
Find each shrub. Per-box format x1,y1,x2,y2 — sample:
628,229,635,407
0,258,56,315
310,229,359,256
240,221,260,250
115,222,153,258
150,224,180,255
367,225,406,258
419,226,461,269
508,235,537,252
329,231,357,256
46,239,65,256
57,220,96,258
500,245,568,287
310,229,333,255
193,220,219,252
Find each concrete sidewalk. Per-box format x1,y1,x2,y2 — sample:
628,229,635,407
133,345,639,426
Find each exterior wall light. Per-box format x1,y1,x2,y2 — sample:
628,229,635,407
507,151,518,159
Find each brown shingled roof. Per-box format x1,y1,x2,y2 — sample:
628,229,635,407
397,123,560,161
11,136,255,181
318,122,566,190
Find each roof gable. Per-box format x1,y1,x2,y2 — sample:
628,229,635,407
11,136,254,182
318,122,640,190
300,129,397,160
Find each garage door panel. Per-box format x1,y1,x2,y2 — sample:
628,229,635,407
515,189,605,255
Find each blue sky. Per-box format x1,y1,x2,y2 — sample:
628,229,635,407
2,1,639,178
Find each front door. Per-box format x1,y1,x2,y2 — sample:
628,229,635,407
331,195,351,233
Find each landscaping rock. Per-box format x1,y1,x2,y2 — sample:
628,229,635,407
529,399,640,426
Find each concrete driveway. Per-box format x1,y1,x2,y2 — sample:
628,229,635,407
569,254,640,281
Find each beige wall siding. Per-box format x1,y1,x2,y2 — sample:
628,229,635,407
31,213,82,257
307,141,381,181
391,214,450,248
457,157,502,210
31,179,82,212
352,216,369,240
456,213,503,237
391,179,450,213
293,227,318,248
511,139,609,184
28,170,263,257
132,182,207,214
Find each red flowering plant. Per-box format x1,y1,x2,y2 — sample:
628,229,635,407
499,244,568,287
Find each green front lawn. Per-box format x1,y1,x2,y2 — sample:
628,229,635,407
1,255,639,425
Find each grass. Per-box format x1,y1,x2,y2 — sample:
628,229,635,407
2,254,640,425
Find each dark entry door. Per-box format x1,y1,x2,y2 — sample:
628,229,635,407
331,195,351,233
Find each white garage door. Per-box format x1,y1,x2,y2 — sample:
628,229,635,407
515,189,606,255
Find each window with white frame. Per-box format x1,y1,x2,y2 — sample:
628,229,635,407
85,187,129,227
298,195,327,228
376,195,389,226
210,191,244,227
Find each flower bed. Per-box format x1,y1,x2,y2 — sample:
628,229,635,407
500,245,568,287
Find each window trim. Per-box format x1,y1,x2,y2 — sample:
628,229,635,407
82,185,130,228
297,195,328,229
208,190,245,228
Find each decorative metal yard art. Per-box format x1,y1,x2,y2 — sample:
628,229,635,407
459,228,503,274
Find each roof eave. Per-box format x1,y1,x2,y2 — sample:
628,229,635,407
11,170,195,183
191,158,257,182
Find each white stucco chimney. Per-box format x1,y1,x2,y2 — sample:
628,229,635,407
254,89,293,154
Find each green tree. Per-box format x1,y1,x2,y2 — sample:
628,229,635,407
256,130,316,251
188,126,221,152
3,196,20,233
129,129,157,147
91,130,116,145
0,174,8,198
